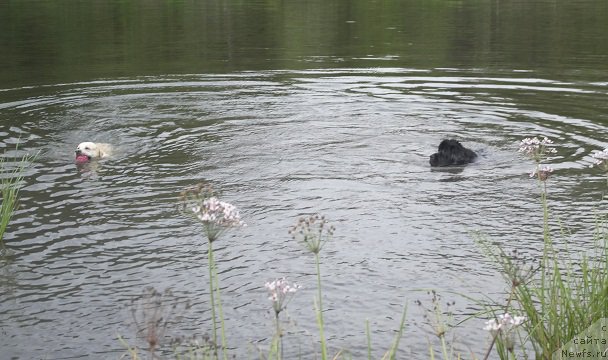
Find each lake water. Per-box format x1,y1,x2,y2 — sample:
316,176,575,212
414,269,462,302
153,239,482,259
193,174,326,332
1,1,608,359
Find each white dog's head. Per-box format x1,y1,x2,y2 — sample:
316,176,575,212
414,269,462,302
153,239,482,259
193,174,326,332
75,142,104,163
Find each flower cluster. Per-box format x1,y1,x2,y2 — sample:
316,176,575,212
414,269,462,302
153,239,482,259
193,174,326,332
484,313,526,333
265,277,301,315
484,313,526,352
191,197,245,227
289,214,335,254
530,166,554,182
518,136,558,183
503,249,536,288
130,287,192,353
590,148,608,171
415,290,455,339
179,183,245,242
191,197,245,241
518,136,557,163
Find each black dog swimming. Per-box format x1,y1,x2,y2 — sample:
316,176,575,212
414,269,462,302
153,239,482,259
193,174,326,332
429,139,477,167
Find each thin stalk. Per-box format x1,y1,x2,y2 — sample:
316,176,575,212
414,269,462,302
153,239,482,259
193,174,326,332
439,336,449,360
428,344,436,360
482,330,498,360
387,304,407,360
267,333,280,360
482,286,515,360
365,319,372,360
537,165,550,323
118,334,140,360
207,241,218,355
275,312,282,360
210,244,228,360
314,252,328,360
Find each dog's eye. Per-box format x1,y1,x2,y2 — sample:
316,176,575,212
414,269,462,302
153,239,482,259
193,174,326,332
85,147,90,150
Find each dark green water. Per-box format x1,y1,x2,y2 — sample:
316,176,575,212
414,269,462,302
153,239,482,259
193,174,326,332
2,0,608,88
1,1,608,359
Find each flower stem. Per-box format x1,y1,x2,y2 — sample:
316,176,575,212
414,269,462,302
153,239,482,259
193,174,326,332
440,335,449,360
482,286,515,360
541,181,549,242
213,260,228,360
365,319,372,360
275,311,282,360
538,168,550,319
208,241,218,351
314,252,328,360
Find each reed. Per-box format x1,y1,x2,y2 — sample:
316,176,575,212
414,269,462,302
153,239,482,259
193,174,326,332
0,148,36,252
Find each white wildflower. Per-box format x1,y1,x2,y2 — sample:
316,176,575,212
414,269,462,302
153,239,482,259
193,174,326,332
518,136,557,162
484,313,526,334
591,148,608,169
179,183,246,242
484,313,526,352
195,197,245,227
265,277,301,315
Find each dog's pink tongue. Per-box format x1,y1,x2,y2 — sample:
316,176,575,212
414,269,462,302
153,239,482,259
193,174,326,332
75,154,89,164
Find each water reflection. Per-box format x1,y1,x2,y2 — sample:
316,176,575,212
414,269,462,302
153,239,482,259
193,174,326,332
2,1,608,87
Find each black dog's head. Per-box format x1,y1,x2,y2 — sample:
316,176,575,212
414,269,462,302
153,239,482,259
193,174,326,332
429,139,477,167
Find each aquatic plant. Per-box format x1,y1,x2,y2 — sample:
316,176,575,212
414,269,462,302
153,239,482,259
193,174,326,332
477,136,608,359
123,287,192,359
590,147,608,186
113,134,608,360
288,214,407,360
529,165,554,182
517,136,557,163
180,183,245,243
473,243,535,359
415,291,459,360
384,305,408,360
519,136,558,231
289,214,334,360
265,277,301,360
266,277,300,319
179,183,245,360
0,148,36,253
590,147,608,171
170,334,217,360
483,313,526,356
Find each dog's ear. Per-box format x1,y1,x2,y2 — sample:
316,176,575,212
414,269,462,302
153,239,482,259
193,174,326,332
438,139,462,152
429,153,438,166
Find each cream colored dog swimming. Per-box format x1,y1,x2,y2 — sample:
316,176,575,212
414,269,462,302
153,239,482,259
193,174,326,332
75,142,112,163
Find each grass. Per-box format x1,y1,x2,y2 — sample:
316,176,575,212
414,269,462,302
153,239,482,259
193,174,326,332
475,137,608,359
477,205,608,359
0,146,36,253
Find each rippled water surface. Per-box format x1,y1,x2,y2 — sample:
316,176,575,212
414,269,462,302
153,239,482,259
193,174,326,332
1,68,608,358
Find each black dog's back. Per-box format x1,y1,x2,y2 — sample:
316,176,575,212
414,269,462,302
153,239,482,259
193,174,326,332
430,139,477,167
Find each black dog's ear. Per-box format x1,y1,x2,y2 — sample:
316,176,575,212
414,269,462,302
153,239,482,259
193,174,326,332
437,140,450,152
429,153,439,166
438,139,463,153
